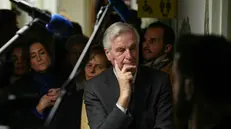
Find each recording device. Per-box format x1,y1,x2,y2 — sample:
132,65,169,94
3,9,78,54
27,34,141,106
10,0,50,23
9,0,73,37
0,0,73,56
108,0,132,22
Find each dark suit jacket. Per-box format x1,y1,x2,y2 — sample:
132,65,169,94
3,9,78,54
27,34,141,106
0,72,84,129
84,66,174,129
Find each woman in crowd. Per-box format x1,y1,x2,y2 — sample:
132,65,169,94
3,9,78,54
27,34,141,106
5,39,62,129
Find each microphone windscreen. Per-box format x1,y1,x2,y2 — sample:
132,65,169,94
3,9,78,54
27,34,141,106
46,14,73,37
108,0,131,22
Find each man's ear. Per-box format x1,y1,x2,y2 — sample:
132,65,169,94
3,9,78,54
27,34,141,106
104,48,111,61
164,44,173,53
184,78,194,101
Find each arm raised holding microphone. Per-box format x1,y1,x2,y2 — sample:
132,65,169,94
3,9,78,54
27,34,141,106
84,22,174,129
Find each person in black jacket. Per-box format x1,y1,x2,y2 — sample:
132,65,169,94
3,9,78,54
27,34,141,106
3,39,61,129
0,9,19,88
173,34,231,129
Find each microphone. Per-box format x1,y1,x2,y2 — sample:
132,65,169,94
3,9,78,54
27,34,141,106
46,14,73,37
10,0,50,23
108,0,132,22
9,0,73,37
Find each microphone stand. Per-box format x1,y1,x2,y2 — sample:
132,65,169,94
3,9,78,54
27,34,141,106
0,18,43,55
44,4,113,128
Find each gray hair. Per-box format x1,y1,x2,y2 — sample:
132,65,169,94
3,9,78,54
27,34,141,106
103,22,140,50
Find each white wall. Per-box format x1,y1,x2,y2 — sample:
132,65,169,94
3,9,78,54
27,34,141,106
84,0,91,36
131,0,137,10
0,0,11,9
59,0,83,22
209,0,229,37
58,0,90,36
17,0,35,28
14,0,58,28
177,0,205,35
176,0,230,38
41,0,58,14
228,1,231,40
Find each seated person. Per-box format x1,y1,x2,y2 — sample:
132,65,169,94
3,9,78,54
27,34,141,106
142,21,175,84
4,40,61,129
49,45,110,129
8,43,28,84
84,22,174,129
0,9,19,88
62,34,89,80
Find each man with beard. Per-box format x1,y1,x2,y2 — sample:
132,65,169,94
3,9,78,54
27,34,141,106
173,34,231,129
142,21,175,84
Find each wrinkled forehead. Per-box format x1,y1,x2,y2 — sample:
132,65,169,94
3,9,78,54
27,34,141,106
111,31,138,47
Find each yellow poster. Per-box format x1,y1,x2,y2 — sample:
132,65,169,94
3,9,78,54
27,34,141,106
138,0,176,18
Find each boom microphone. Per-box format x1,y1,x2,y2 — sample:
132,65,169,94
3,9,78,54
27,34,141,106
108,0,132,22
10,0,50,23
9,0,73,37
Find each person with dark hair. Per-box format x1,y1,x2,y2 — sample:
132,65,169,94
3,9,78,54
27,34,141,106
173,34,231,129
0,9,19,89
49,45,110,129
61,34,89,80
8,43,28,84
65,34,89,66
0,9,21,123
2,40,62,129
142,21,175,83
0,44,28,124
72,22,83,35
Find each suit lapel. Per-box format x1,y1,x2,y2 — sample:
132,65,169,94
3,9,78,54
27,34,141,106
103,67,152,116
133,67,152,116
103,67,120,112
